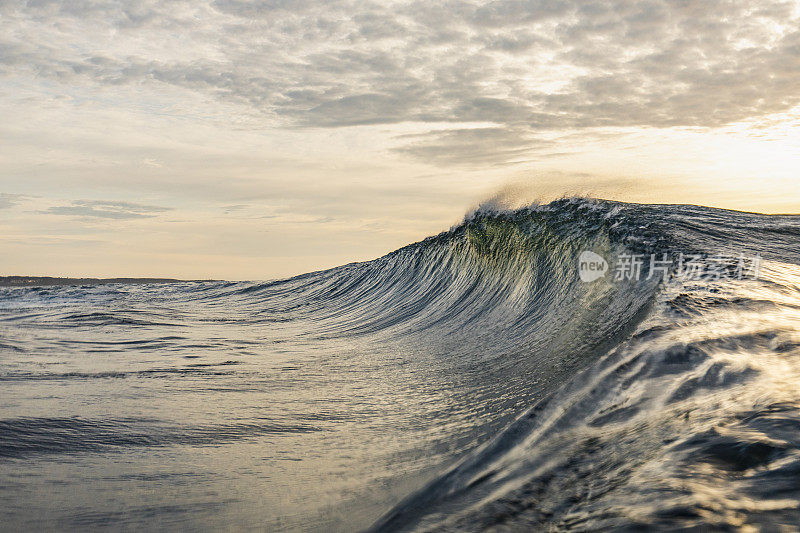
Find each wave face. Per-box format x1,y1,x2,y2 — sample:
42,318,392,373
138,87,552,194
2,198,800,531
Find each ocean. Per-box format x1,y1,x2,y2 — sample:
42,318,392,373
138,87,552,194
2,198,800,531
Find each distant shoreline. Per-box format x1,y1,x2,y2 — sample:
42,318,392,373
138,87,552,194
0,276,218,287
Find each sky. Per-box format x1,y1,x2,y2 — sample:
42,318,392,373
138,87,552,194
1,0,799,280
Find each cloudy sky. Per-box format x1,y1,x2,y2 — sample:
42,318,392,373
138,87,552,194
1,0,799,279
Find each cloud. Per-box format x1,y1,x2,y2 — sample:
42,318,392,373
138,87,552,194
45,200,172,219
393,127,549,167
1,0,799,166
0,193,24,209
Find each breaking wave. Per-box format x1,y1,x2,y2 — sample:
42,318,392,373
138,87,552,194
2,198,800,531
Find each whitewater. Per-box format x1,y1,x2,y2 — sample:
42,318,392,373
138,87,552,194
2,198,800,531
